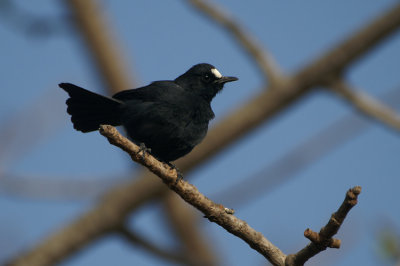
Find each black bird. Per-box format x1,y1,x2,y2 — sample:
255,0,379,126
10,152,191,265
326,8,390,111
59,63,238,163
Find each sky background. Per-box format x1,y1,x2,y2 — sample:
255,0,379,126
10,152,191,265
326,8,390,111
1,0,400,265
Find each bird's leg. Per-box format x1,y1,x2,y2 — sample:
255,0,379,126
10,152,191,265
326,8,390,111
138,143,151,161
166,162,184,185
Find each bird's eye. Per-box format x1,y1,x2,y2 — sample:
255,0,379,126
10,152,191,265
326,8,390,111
203,74,211,82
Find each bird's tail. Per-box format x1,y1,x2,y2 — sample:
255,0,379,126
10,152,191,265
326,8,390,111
59,83,123,132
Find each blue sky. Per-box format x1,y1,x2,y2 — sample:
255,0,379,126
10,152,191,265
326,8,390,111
1,1,400,265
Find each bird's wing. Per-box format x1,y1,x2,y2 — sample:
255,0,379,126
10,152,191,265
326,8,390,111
112,81,183,102
114,80,196,136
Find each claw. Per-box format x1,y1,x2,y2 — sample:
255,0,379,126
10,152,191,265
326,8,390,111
138,143,151,161
166,162,184,185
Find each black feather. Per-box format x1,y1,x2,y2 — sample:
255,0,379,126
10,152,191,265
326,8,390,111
59,83,122,132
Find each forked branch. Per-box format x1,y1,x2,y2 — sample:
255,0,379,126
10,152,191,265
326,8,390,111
99,125,361,266
286,186,362,265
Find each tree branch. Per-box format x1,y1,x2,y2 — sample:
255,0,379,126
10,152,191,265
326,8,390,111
99,125,287,265
286,186,362,266
186,0,283,85
100,126,361,265
329,79,400,132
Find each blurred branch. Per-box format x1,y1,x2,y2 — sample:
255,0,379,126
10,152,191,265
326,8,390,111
66,0,135,93
7,3,400,266
329,79,400,132
116,225,189,265
164,194,219,266
286,186,362,266
216,86,400,207
186,0,283,85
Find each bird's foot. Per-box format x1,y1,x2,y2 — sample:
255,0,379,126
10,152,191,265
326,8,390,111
138,143,151,161
166,162,184,185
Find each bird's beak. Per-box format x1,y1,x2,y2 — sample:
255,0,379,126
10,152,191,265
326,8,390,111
215,76,238,84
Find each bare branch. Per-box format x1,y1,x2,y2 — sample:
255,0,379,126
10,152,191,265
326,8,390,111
100,126,362,265
186,0,283,85
116,225,189,265
303,229,341,249
98,125,287,265
329,79,400,132
286,186,362,266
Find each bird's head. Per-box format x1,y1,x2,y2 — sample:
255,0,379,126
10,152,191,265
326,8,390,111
175,63,238,102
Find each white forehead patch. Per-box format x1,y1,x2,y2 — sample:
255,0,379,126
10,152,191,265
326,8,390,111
211,68,223,79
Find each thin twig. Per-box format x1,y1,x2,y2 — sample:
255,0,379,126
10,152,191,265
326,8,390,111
286,186,362,266
187,0,283,85
329,79,400,132
99,125,287,265
116,225,189,265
